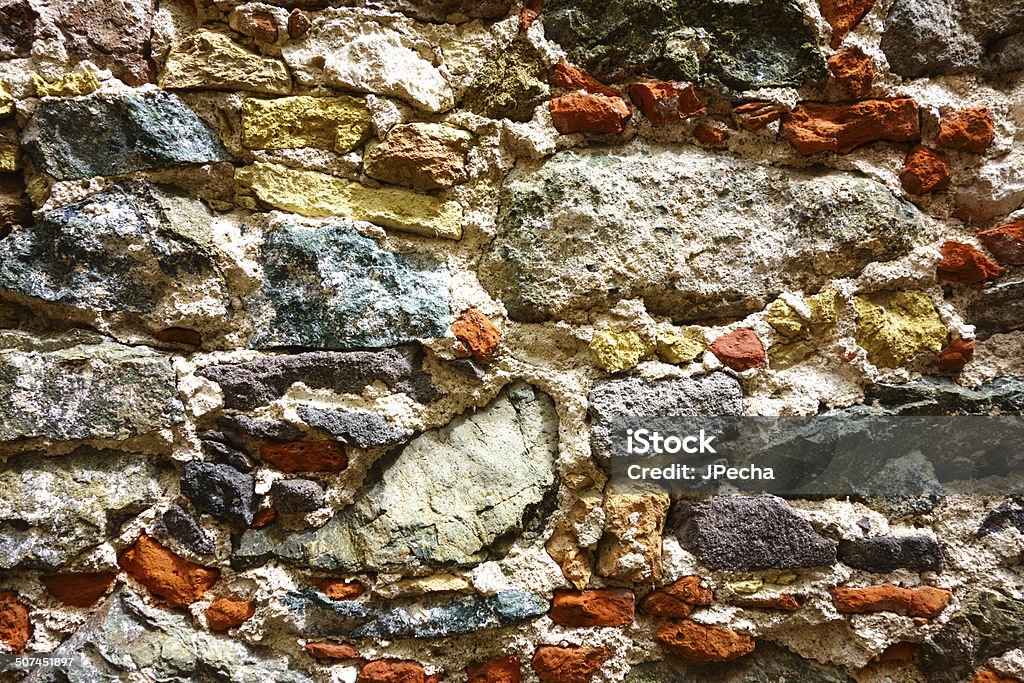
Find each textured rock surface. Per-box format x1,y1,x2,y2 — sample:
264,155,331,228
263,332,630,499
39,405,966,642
781,99,920,155
654,620,756,662
246,222,453,349
22,93,229,180
180,461,258,526
161,30,291,94
242,96,371,153
0,448,163,570
0,331,183,442
832,585,952,618
463,39,550,122
625,643,856,681
118,535,219,608
970,279,1024,339
236,384,557,572
853,290,947,367
364,122,473,191
56,0,154,85
297,406,412,449
480,144,921,322
837,535,943,572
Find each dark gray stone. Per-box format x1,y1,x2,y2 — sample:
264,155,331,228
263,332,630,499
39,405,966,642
218,415,304,442
0,448,164,570
674,495,838,571
281,588,546,639
882,0,1024,78
543,0,826,88
480,145,921,323
0,181,226,316
969,279,1024,340
977,497,1024,538
0,330,184,442
297,406,412,449
450,358,487,380
920,589,1024,683
837,535,943,573
201,437,256,472
625,642,855,682
180,461,258,526
865,378,1024,415
199,345,441,411
271,479,325,513
23,93,229,181
248,222,453,350
157,504,215,556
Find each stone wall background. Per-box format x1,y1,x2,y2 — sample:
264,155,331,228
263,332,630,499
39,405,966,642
0,0,1023,681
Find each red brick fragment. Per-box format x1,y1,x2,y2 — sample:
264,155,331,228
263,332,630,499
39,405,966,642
971,671,1021,683
938,108,995,154
358,660,435,683
820,0,876,48
304,641,361,659
250,12,278,43
900,146,951,195
551,61,618,98
531,646,610,683
937,241,1005,284
251,506,277,528
628,81,704,126
154,327,203,346
317,579,365,600
549,93,631,135
977,222,1024,265
733,102,785,131
831,585,952,618
519,0,545,32
828,47,874,99
468,655,522,683
41,572,116,607
733,594,800,611
641,576,713,618
259,441,347,473
0,592,31,654
781,98,920,155
206,597,255,631
937,338,974,373
287,9,311,40
694,122,728,146
710,328,766,372
550,589,635,627
451,308,502,362
118,535,219,608
654,619,756,662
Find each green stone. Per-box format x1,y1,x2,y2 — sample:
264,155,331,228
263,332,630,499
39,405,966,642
462,39,550,122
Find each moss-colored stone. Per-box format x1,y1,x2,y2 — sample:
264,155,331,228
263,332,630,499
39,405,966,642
462,39,549,122
33,69,99,97
808,288,840,326
590,330,650,373
236,162,463,240
657,327,706,364
0,128,17,172
768,338,817,370
0,82,12,117
853,291,947,367
765,299,804,338
241,96,370,153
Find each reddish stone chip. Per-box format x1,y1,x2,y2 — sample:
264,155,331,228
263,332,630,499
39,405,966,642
937,241,1005,284
694,122,728,146
900,146,951,195
41,572,116,607
287,9,311,40
552,61,618,98
468,655,522,683
305,641,361,659
732,594,801,612
820,0,876,48
977,222,1024,265
0,591,32,654
641,576,713,618
938,108,995,154
971,671,1021,683
154,327,203,346
710,328,766,372
549,93,632,135
628,81,705,126
549,589,635,627
358,659,435,683
451,308,502,362
118,535,219,609
531,646,610,683
654,619,756,662
259,441,348,473
206,597,255,631
937,338,974,373
781,98,920,155
519,0,545,32
251,506,278,528
317,579,365,600
733,102,786,131
831,585,952,618
828,47,874,99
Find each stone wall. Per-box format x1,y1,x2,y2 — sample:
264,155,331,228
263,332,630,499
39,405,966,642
0,0,1023,681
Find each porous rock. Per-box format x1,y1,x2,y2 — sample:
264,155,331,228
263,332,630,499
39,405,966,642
837,535,943,572
180,461,258,526
161,30,291,94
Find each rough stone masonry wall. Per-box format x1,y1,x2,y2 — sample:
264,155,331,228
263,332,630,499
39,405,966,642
0,0,1023,681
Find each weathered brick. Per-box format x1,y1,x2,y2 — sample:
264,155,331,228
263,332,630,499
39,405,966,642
641,576,713,618
532,646,610,683
832,585,952,618
938,108,995,154
781,98,920,154
206,597,255,631
654,619,756,662
550,589,635,627
628,81,704,126
937,241,1005,283
41,572,116,607
550,92,631,134
118,535,219,608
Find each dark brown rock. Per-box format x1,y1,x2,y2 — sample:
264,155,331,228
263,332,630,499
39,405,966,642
978,222,1024,265
57,0,154,85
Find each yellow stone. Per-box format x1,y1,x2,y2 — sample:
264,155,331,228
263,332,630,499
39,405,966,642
729,578,764,594
236,162,463,240
656,327,706,364
766,571,798,585
0,82,12,117
853,290,947,367
764,299,804,338
808,288,839,326
160,31,292,94
241,96,371,153
0,128,18,172
768,338,816,370
32,70,100,97
590,330,650,373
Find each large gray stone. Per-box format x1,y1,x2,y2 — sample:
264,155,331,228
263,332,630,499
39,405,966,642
969,279,1024,340
0,330,184,442
882,0,1024,78
480,144,922,323
297,405,413,449
837,535,944,573
864,378,1024,415
0,181,228,322
198,345,440,411
26,588,313,683
673,495,838,571
247,222,453,349
234,383,559,573
22,92,229,181
0,448,164,570
180,461,258,526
